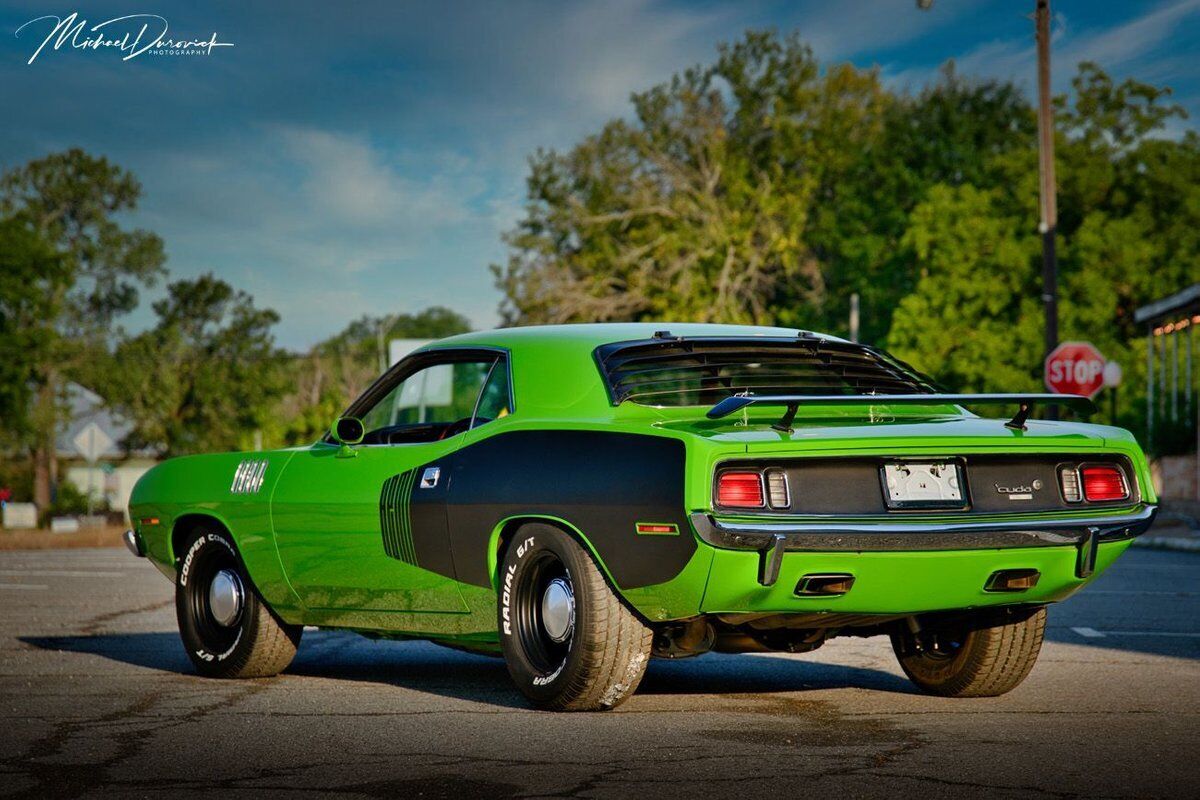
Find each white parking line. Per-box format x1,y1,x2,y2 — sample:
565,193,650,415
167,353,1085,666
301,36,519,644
1071,626,1200,639
0,570,125,577
1087,590,1200,596
0,583,49,590
1100,631,1200,639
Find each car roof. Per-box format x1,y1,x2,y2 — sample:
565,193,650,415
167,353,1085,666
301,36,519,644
415,324,848,418
425,322,847,351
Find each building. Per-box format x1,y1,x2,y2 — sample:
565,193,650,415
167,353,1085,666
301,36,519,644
56,383,155,519
1136,283,1199,500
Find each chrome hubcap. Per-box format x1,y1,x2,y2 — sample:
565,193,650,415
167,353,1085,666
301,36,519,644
541,577,575,644
208,569,244,628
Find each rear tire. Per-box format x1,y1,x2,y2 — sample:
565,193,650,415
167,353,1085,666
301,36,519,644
176,526,302,678
498,524,652,711
891,606,1046,697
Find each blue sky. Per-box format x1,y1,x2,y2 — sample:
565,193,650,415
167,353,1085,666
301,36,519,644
3,0,1198,350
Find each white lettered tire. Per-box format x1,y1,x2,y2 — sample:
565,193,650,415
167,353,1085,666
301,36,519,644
176,526,302,678
498,523,652,711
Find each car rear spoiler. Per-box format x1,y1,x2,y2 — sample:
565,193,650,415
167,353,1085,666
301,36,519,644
706,393,1097,433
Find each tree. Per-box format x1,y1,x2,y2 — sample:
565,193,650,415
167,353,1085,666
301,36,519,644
810,63,1036,343
887,184,1043,393
0,219,68,451
888,63,1197,446
493,33,1037,341
0,149,165,510
109,275,286,456
494,32,832,326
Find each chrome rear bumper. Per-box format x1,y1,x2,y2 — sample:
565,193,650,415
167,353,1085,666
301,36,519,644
689,505,1157,586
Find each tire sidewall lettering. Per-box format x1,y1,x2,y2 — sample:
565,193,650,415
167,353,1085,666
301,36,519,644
180,529,245,662
499,531,574,689
500,535,536,638
179,530,236,588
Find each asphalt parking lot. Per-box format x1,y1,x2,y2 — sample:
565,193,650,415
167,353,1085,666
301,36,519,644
1,545,1197,799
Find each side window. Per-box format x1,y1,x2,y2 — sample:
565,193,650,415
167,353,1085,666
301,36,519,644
358,359,494,444
472,358,512,428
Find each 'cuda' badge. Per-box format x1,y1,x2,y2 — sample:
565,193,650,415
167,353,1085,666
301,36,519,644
995,479,1042,500
231,459,268,494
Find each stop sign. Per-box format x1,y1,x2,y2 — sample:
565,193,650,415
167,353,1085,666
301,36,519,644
1044,341,1107,398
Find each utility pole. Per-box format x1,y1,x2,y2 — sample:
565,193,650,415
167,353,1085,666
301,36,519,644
1035,0,1059,392
849,293,860,343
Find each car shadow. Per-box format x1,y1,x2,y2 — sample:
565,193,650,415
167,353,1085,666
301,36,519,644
639,651,916,696
19,630,914,707
29,618,1195,712
20,632,193,673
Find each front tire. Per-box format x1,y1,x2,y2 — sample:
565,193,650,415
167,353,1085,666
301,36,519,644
176,526,302,678
891,606,1046,697
498,524,652,711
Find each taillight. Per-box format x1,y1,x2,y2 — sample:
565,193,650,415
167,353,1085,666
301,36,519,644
717,471,764,508
1081,465,1129,502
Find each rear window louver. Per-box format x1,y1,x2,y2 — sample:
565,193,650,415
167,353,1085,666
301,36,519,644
593,336,941,407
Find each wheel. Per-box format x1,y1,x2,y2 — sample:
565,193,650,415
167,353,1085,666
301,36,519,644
176,526,302,678
891,606,1047,698
498,524,652,711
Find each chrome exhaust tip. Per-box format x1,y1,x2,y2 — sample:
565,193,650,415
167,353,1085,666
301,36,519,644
984,568,1040,593
123,529,145,558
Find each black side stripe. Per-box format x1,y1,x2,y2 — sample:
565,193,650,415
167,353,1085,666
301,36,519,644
380,469,418,564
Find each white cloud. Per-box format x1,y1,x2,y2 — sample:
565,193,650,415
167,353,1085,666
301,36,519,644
278,127,477,231
885,0,1200,95
1060,0,1200,68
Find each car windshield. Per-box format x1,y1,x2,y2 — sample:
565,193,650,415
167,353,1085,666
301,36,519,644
594,337,940,407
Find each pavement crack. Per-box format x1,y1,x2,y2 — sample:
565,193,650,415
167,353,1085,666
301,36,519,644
78,599,172,635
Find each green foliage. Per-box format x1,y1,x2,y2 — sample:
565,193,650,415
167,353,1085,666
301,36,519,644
0,218,68,446
0,149,166,509
0,148,166,331
814,63,1036,343
889,185,1043,393
108,275,287,456
889,61,1197,450
42,480,90,524
494,32,832,326
493,35,1036,343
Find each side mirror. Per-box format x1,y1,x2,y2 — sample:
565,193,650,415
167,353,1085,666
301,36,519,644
330,416,365,445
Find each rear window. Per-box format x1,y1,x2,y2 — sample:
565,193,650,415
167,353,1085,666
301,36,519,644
593,336,939,407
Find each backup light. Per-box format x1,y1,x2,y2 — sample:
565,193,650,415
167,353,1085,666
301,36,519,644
1059,468,1082,503
765,470,790,509
717,471,764,508
1081,465,1129,502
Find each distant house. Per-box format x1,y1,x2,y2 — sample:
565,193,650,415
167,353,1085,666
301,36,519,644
55,383,155,519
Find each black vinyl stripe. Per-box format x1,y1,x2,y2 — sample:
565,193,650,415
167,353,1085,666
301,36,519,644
379,469,419,565
395,470,408,562
381,473,399,560
399,469,417,564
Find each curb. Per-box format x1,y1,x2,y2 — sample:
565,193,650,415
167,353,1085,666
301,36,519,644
1131,536,1200,553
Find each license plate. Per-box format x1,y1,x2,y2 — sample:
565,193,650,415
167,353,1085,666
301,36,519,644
881,462,965,509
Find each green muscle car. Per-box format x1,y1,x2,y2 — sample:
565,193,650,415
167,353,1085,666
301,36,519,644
126,323,1157,710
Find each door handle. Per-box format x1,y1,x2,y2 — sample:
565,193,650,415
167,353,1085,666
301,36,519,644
420,466,441,489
